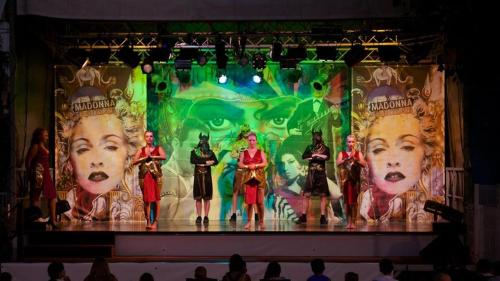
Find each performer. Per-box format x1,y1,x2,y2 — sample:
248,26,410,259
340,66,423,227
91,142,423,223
229,124,250,222
238,132,268,229
25,128,58,228
300,129,331,225
336,135,366,229
190,133,218,225
133,131,166,229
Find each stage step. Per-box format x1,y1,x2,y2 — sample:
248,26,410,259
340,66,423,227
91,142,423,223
21,231,115,259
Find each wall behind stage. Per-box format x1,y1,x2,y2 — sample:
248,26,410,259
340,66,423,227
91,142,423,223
54,63,444,224
351,65,445,223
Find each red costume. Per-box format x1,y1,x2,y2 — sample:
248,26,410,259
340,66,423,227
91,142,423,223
242,149,266,205
30,147,56,200
138,146,162,202
340,151,361,206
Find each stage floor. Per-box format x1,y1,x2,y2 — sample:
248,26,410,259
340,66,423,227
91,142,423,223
54,219,433,233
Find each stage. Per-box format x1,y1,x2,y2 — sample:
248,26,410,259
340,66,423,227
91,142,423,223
20,219,435,263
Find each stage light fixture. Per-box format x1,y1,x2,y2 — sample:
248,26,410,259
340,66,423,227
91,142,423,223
252,71,263,84
316,46,338,61
149,45,171,62
197,53,208,66
285,46,307,61
343,43,366,67
90,48,111,65
423,200,464,224
175,48,199,70
378,46,401,63
215,39,228,70
280,58,299,69
270,40,283,62
117,44,140,68
238,54,249,67
252,53,266,70
141,57,154,74
218,73,228,84
65,48,89,67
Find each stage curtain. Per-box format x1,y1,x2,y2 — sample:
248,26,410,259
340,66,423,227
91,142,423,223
16,0,409,21
446,73,465,168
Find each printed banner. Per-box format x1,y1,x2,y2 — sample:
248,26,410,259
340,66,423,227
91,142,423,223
351,65,445,223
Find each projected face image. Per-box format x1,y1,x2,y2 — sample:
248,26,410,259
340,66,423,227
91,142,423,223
70,114,128,195
186,97,298,150
280,153,301,181
366,114,425,195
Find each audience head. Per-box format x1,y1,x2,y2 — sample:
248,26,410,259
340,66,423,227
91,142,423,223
89,257,112,277
229,254,245,273
140,272,155,281
379,258,394,275
48,261,65,280
311,258,326,275
345,272,359,281
0,272,12,281
476,259,492,274
433,272,452,281
493,260,500,276
264,261,281,279
194,266,208,280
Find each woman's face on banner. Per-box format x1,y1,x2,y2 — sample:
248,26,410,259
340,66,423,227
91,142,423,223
366,113,425,195
70,114,128,195
280,153,301,181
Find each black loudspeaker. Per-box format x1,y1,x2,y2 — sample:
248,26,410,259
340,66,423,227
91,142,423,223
423,200,464,223
420,222,468,267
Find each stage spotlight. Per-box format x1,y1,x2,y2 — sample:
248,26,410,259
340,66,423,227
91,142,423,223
252,71,263,84
90,48,111,65
175,48,198,70
141,57,154,74
280,58,299,69
238,54,249,67
218,73,228,84
378,46,401,63
65,48,89,67
270,40,283,62
343,44,366,67
197,53,208,66
149,45,171,62
285,46,307,61
215,39,228,69
117,44,140,68
316,46,337,61
252,53,266,70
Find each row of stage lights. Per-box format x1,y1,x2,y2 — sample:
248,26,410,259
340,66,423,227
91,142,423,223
67,39,415,85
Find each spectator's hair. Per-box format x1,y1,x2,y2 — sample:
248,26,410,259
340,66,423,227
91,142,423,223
311,258,326,275
379,258,394,275
140,272,155,281
48,262,65,279
264,261,281,280
345,272,359,281
229,254,245,273
194,266,207,279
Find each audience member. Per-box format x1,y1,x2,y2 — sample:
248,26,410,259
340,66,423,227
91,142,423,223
433,272,452,281
189,266,217,281
307,259,331,281
490,261,500,281
48,261,71,281
0,272,12,281
140,272,155,281
373,258,397,281
84,257,118,281
262,261,288,280
345,272,359,281
222,254,251,281
474,259,493,281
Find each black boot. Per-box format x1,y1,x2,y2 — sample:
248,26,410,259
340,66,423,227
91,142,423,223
299,214,307,224
203,216,209,225
196,216,202,225
229,213,237,222
320,215,327,225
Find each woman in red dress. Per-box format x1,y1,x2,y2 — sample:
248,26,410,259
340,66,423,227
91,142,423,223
336,135,366,229
134,131,166,229
238,132,268,230
25,128,58,228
